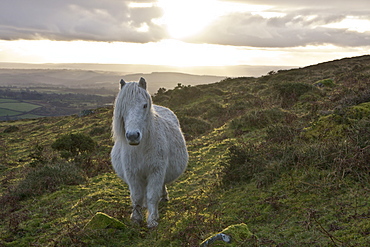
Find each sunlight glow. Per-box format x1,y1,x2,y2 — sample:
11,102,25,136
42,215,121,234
1,39,250,66
158,0,219,39
323,16,370,33
128,2,154,8
157,0,270,39
2,39,365,69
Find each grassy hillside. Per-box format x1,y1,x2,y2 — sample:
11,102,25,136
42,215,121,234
1,55,370,246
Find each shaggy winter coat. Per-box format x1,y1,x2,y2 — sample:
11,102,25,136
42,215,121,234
111,78,188,228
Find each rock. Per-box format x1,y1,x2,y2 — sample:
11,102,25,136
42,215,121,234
79,109,94,117
84,212,126,230
200,223,257,247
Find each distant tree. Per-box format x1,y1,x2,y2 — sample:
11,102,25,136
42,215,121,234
175,83,185,89
156,87,167,95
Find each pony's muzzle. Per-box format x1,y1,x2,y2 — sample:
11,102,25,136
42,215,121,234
126,131,141,145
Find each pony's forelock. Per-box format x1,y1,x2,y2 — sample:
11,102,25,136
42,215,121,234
112,82,152,141
118,82,152,109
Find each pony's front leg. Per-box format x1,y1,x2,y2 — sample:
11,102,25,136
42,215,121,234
128,178,145,224
146,175,164,228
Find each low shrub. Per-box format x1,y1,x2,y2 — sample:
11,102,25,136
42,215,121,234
221,111,370,188
28,143,48,166
230,108,293,135
274,82,317,108
51,133,97,161
220,144,266,186
10,162,86,200
266,124,299,143
3,126,19,133
89,126,109,136
178,116,211,140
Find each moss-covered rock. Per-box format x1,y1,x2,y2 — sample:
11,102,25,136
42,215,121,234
346,102,370,119
303,102,370,140
303,114,349,139
84,212,126,230
200,223,257,247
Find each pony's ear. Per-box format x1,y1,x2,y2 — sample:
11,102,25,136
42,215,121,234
139,77,147,90
120,79,126,89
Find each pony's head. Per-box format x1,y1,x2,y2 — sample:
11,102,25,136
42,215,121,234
113,77,152,146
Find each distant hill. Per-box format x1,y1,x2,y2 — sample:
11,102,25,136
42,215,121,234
121,72,225,92
0,69,225,120
1,55,370,246
0,62,294,77
0,69,225,94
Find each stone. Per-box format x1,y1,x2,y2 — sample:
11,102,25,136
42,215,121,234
200,223,257,247
84,212,126,230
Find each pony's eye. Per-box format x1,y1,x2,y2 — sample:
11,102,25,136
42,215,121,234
143,104,148,109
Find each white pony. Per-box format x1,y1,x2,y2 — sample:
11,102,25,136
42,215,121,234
111,77,188,228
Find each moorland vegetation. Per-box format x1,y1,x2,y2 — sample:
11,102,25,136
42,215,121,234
1,55,370,246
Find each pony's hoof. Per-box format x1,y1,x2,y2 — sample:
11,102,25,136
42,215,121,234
147,220,159,228
131,217,143,225
161,195,169,202
130,212,143,225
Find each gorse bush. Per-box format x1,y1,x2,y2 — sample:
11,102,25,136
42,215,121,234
51,133,97,161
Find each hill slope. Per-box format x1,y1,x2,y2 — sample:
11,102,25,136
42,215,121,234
1,55,370,246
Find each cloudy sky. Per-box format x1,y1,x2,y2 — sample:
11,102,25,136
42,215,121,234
0,0,369,68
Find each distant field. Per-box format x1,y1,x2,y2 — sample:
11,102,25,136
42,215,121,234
0,99,19,103
0,87,115,121
0,102,41,112
0,99,42,119
0,108,20,117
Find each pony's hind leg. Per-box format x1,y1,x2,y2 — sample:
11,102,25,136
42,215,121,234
161,185,169,202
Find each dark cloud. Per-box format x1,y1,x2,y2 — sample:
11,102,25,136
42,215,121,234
184,3,370,48
0,0,167,42
221,0,370,9
0,0,369,48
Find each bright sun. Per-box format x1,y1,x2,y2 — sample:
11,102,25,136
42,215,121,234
157,0,271,39
157,0,223,39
